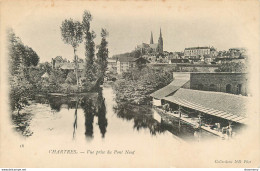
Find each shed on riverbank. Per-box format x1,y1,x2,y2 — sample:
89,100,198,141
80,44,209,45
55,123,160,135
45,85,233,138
150,74,190,106
162,88,249,124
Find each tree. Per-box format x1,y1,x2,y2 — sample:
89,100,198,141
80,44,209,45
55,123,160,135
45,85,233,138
215,62,247,72
82,10,98,89
8,29,23,75
21,46,40,67
82,11,95,65
60,19,83,89
131,49,141,58
28,47,39,66
96,29,109,79
9,66,32,114
8,29,40,113
39,62,52,74
81,10,97,91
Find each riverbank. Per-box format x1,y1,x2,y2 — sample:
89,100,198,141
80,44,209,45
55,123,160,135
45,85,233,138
112,66,173,105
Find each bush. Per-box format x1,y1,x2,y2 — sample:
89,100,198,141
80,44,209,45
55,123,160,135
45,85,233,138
114,66,173,105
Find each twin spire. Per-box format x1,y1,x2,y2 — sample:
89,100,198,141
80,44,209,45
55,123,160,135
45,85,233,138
150,28,162,44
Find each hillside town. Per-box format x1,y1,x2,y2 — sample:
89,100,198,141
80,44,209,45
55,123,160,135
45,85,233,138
9,15,249,143
31,28,250,141
107,29,249,140
3,0,260,168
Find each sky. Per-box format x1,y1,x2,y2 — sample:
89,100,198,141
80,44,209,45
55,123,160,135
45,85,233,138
2,0,259,62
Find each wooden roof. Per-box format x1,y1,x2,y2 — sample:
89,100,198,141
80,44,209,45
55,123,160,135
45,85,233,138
163,88,250,124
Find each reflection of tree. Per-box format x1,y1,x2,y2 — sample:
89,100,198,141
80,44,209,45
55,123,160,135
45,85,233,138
81,97,95,139
73,98,79,139
48,96,63,112
114,103,166,135
47,96,79,112
133,116,165,135
79,89,108,139
97,90,107,138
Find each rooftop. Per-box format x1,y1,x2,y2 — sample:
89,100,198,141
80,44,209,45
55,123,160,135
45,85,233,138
150,79,190,99
163,88,249,124
185,47,210,50
117,57,139,62
60,62,84,70
117,57,150,63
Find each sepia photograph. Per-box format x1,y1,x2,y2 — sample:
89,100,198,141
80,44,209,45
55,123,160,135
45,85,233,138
0,0,259,168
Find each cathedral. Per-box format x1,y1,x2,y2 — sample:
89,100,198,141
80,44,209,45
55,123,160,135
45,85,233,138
136,28,164,55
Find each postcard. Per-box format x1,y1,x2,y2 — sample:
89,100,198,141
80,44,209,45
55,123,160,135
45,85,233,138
0,0,259,168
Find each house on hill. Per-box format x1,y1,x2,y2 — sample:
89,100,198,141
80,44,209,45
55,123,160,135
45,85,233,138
184,46,217,62
107,58,117,72
116,57,150,74
51,56,84,71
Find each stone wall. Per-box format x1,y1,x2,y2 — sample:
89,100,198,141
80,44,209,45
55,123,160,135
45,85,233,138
190,73,248,96
177,65,219,72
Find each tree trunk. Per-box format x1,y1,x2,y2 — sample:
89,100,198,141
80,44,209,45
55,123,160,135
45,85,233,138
74,48,79,91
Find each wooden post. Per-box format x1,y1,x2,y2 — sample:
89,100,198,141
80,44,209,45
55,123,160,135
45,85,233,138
179,105,182,118
228,121,233,138
178,105,181,131
198,113,202,128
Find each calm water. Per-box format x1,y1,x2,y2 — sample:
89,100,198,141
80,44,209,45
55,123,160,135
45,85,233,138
11,85,218,144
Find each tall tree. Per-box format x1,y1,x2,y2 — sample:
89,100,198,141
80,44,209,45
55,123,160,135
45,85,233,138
28,47,39,66
82,11,95,65
8,29,23,75
60,19,83,88
82,10,96,83
96,29,109,79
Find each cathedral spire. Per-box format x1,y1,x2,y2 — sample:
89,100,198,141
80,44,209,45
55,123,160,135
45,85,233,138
158,28,163,53
150,31,154,44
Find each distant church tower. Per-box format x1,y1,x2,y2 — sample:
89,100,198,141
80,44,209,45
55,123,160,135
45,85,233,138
150,32,154,44
158,28,163,53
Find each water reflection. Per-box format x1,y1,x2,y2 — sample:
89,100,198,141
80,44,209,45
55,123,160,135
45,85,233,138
81,97,95,139
73,98,79,139
11,86,216,142
97,90,108,138
114,103,167,135
79,89,108,140
48,98,62,112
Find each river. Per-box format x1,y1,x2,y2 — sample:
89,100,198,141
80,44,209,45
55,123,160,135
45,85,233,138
11,85,218,145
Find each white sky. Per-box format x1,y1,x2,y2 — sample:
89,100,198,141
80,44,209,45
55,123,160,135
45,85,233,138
2,0,259,62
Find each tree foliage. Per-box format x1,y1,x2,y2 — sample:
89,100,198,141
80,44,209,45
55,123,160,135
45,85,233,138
8,29,39,75
60,19,83,48
60,19,83,88
114,66,173,104
96,28,109,77
8,29,40,113
215,62,247,72
82,10,95,65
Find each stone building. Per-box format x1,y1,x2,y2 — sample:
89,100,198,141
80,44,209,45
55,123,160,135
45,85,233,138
184,46,217,61
107,58,117,72
189,72,248,96
116,57,150,74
